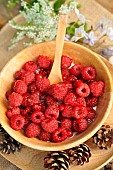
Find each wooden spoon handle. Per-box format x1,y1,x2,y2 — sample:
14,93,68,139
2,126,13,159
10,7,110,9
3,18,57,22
48,14,68,84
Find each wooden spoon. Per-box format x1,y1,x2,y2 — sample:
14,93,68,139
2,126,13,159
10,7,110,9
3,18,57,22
48,14,68,84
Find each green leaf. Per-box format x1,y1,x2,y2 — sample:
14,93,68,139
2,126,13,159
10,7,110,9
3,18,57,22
53,0,66,12
66,27,75,35
70,22,80,28
84,23,87,31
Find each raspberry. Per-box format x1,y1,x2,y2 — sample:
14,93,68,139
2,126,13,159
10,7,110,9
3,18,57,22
61,55,72,69
41,118,58,133
64,92,76,106
82,66,96,80
52,127,68,142
86,96,98,107
28,91,40,106
35,73,43,79
76,83,90,97
10,114,25,130
62,105,73,118
66,75,77,82
23,61,37,72
20,106,31,116
37,55,50,68
39,68,47,77
14,69,25,79
6,107,20,119
72,119,88,132
73,106,88,119
51,83,68,100
21,93,30,106
45,105,59,119
32,103,42,111
23,115,31,129
13,80,27,94
73,79,84,88
28,82,37,94
70,64,84,77
36,77,50,92
58,104,65,112
25,123,41,137
21,71,35,85
31,111,45,124
8,92,23,107
87,107,96,120
46,96,57,106
67,129,73,137
76,97,86,106
40,131,51,141
61,68,70,81
89,81,104,97
5,89,13,100
61,118,72,129
64,81,73,91
40,102,46,112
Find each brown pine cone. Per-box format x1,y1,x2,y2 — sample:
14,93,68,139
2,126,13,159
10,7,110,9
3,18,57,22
93,125,113,149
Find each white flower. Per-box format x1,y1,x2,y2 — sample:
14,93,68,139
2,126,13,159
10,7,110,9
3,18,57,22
107,27,113,40
71,25,87,42
83,31,98,46
77,14,89,23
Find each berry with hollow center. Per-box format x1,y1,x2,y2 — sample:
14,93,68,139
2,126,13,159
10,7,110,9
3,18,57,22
45,105,59,119
73,106,88,119
89,81,104,97
36,77,50,92
23,61,37,72
76,83,90,97
73,118,88,132
82,66,96,80
64,92,77,106
70,64,84,77
37,55,51,68
52,127,68,142
6,107,20,119
31,111,45,124
13,80,27,94
41,118,58,133
25,123,41,137
8,92,23,107
10,114,25,130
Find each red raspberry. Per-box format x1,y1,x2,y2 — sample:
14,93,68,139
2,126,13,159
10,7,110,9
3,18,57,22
58,104,65,112
14,69,25,79
64,92,76,106
23,61,37,72
46,96,57,106
70,64,84,77
5,89,13,100
62,105,73,118
35,73,43,79
20,106,31,116
64,81,73,91
76,83,90,97
41,118,58,133
82,66,96,80
89,81,104,97
6,107,20,119
51,83,68,100
8,92,23,107
61,55,72,69
32,103,42,111
86,96,98,107
61,69,70,81
36,77,50,92
40,102,46,112
28,91,40,106
87,107,96,120
10,114,25,130
40,131,51,141
61,118,72,129
52,127,68,142
39,68,47,77
31,111,45,124
25,123,41,138
73,119,88,132
76,97,86,106
37,55,50,68
28,82,37,94
73,79,84,88
67,129,73,137
13,80,27,94
45,105,59,119
21,71,35,85
21,93,30,106
73,106,88,119
23,115,31,129
66,75,77,82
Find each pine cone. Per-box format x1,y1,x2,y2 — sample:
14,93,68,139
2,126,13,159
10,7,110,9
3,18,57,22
0,125,22,154
67,144,91,165
93,125,113,149
44,151,70,170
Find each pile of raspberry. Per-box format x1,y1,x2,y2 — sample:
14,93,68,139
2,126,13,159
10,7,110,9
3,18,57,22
5,55,104,143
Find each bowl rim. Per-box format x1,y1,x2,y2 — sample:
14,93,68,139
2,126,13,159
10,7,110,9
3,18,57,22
0,40,113,151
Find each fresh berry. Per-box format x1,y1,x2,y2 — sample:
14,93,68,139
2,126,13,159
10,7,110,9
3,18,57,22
28,91,40,106
14,69,25,79
62,105,73,118
28,82,37,94
31,111,45,124
25,123,41,137
39,68,47,77
64,92,76,106
23,115,31,129
76,97,86,106
40,102,46,112
6,107,20,119
86,96,98,107
45,105,59,119
13,80,27,94
52,127,68,142
10,114,25,130
76,83,90,97
61,118,72,129
46,96,57,106
67,129,73,137
89,81,104,97
61,69,70,81
41,118,58,133
8,92,23,107
87,107,96,120
21,71,35,85
37,55,50,68
61,55,72,69
70,64,83,77
5,89,13,100
66,75,77,82
35,73,43,79
23,61,37,72
58,104,65,112
32,103,42,111
73,106,88,119
82,66,96,80
73,119,88,132
64,81,73,91
51,83,68,100
20,106,31,116
40,131,51,141
73,79,84,88
36,77,50,92
21,93,30,106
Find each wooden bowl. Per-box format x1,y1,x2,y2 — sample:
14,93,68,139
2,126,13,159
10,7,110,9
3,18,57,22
0,41,112,151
